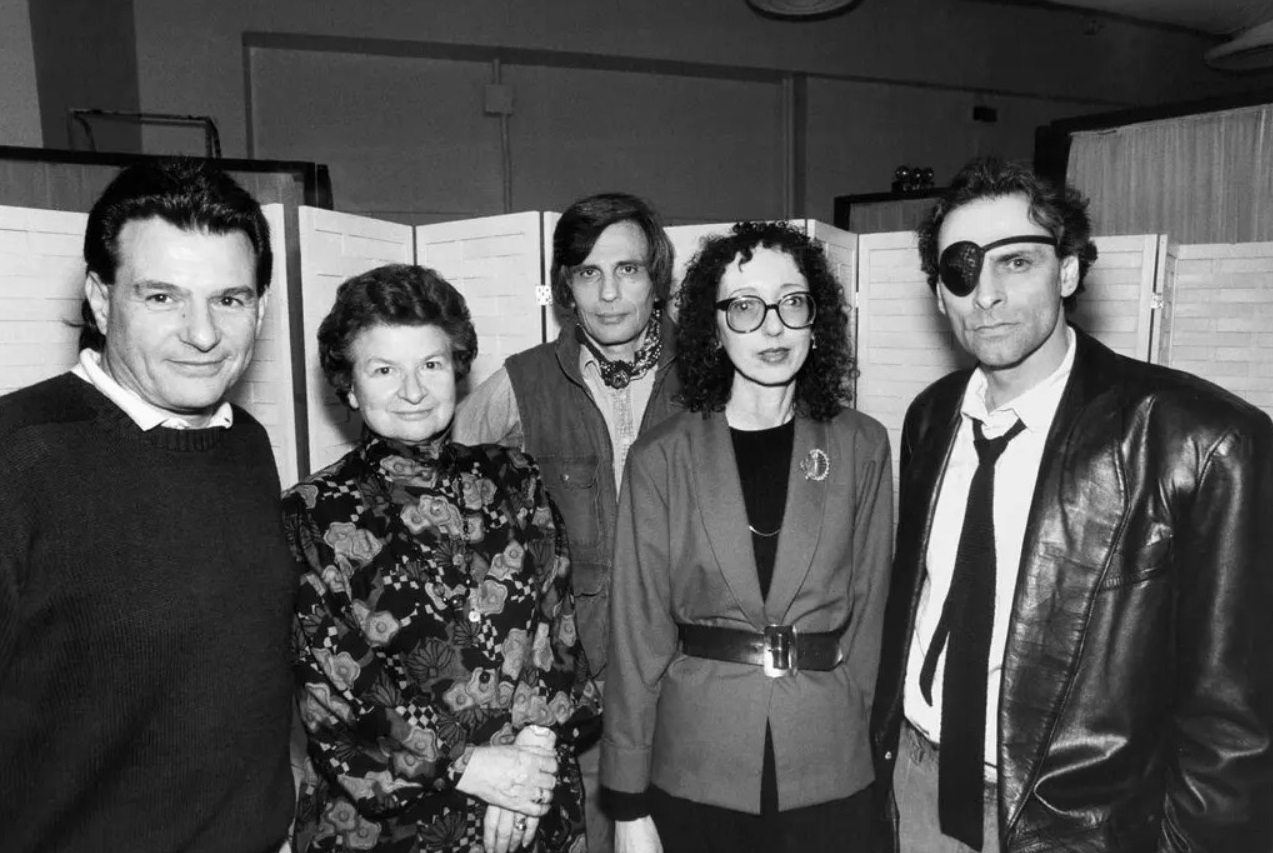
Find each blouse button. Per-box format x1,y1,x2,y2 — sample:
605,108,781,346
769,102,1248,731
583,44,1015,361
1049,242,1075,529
468,609,481,623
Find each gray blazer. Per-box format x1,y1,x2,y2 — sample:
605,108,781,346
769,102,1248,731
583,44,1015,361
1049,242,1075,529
600,407,893,813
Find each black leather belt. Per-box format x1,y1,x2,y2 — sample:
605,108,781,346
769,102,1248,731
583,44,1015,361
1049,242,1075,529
677,623,844,677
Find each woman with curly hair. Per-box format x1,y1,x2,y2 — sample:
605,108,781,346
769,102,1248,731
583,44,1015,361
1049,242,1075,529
286,264,598,853
600,222,893,853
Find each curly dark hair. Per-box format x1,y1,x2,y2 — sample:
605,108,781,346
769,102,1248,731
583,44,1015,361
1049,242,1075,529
318,264,477,408
917,156,1097,311
550,192,674,313
79,157,273,351
675,221,854,421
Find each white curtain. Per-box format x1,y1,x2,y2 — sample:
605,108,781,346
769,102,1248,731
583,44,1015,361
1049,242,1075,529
1067,104,1273,243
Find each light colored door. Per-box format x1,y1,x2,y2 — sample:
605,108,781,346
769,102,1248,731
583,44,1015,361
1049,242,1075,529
227,204,301,486
0,204,87,394
298,206,414,474
1156,239,1273,419
852,231,973,472
1072,234,1163,361
416,211,547,393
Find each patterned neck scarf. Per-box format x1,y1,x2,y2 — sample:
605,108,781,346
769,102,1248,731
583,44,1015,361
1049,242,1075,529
576,306,664,390
360,426,452,472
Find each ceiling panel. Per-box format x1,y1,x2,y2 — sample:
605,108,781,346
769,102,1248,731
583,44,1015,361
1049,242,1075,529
1044,0,1273,36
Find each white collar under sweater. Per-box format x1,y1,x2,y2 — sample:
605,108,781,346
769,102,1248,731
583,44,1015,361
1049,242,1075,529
71,348,233,431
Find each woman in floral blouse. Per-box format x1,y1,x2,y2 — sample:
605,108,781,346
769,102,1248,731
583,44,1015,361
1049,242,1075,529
286,264,598,853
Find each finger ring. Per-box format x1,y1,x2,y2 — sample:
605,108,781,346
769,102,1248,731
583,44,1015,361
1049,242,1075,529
515,817,528,830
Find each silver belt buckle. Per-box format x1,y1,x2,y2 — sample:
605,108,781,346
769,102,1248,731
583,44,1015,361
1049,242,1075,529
762,624,797,677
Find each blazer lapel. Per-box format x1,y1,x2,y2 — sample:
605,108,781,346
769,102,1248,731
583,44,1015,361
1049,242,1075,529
998,330,1123,831
765,417,828,623
691,413,767,629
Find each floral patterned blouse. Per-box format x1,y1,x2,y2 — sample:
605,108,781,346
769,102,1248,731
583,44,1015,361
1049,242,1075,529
284,431,599,853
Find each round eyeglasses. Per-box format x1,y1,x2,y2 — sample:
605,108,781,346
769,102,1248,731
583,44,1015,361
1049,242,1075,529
714,292,816,334
937,235,1057,297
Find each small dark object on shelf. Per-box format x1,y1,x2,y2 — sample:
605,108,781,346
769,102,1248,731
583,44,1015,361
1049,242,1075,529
891,164,936,194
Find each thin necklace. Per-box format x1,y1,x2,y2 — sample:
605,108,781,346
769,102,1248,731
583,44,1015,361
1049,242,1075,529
748,523,781,538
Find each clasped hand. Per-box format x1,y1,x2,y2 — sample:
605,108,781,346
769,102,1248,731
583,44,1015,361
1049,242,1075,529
457,725,558,852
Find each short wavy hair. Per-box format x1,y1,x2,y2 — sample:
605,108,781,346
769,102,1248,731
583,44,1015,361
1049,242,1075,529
79,158,272,351
550,192,674,313
917,156,1097,311
675,221,854,421
318,264,477,408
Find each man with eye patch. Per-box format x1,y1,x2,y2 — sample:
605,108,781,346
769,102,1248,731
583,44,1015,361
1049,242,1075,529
0,160,296,852
869,156,1273,852
454,192,682,853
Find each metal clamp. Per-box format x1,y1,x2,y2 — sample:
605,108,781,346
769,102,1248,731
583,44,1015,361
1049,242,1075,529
762,624,798,677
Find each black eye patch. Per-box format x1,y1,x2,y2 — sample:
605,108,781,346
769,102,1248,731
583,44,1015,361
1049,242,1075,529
937,235,1057,297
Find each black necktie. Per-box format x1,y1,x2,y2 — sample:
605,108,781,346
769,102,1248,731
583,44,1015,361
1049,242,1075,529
918,417,1025,852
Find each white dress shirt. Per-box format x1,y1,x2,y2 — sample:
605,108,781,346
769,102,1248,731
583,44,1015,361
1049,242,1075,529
904,327,1075,769
71,348,233,430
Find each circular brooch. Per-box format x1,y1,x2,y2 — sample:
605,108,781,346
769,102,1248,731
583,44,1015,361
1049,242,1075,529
800,448,830,482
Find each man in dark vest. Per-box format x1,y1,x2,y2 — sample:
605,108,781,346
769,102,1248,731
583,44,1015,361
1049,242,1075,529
454,192,680,853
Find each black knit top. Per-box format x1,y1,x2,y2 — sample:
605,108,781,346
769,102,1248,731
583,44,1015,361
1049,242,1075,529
730,419,795,601
0,373,296,852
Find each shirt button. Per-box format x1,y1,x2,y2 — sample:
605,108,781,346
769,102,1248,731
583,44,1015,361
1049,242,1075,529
468,610,481,623
884,751,894,761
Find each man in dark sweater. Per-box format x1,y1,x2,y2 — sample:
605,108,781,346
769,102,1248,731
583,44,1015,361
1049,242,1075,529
0,161,296,852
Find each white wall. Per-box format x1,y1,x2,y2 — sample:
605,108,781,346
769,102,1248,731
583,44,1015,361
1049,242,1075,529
0,0,42,147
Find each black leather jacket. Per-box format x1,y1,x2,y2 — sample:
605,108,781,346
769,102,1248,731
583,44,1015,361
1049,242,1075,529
871,329,1273,852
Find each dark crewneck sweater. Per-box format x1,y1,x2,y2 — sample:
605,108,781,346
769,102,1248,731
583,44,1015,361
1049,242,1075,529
0,373,296,853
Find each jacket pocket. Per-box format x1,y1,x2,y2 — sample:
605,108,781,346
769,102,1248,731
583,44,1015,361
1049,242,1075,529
537,454,604,552
1099,534,1172,591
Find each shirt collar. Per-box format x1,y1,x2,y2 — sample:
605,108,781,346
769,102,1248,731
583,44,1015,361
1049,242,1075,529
579,335,601,375
961,325,1075,434
72,349,234,431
